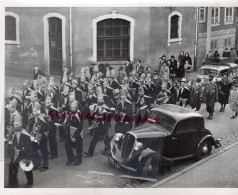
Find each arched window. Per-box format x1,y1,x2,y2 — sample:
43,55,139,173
5,12,20,44
92,12,135,62
168,11,182,46
97,19,130,61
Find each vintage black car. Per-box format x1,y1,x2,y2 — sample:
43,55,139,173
106,104,221,178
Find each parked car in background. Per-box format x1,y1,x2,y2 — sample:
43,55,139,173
106,104,221,178
197,57,238,84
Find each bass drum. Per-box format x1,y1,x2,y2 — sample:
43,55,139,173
19,159,34,172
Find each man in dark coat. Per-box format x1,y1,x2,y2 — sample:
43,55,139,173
222,48,230,57
218,72,232,112
33,65,44,80
115,89,133,134
190,78,203,111
170,55,177,76
110,69,122,90
135,60,144,77
135,86,152,127
203,74,218,120
63,101,83,166
7,114,34,188
178,78,190,107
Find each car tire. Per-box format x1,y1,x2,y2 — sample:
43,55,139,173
194,140,212,160
140,154,158,178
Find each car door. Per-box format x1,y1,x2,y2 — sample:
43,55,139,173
173,118,199,157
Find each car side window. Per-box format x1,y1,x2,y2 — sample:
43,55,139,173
175,119,198,133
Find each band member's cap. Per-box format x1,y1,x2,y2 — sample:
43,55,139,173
131,70,136,75
33,102,41,111
45,96,52,102
72,79,78,85
118,66,124,71
153,70,159,75
171,55,175,58
70,100,78,108
103,78,108,84
23,80,31,87
49,77,55,83
180,78,187,83
122,77,128,82
13,114,22,125
33,80,39,85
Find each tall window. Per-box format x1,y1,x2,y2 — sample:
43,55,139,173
211,40,218,51
224,38,231,48
168,11,182,45
224,7,234,24
5,12,20,44
199,7,206,23
97,19,130,61
170,15,179,39
211,8,220,25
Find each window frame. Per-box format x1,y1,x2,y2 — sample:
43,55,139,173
211,40,218,52
224,38,232,48
96,19,130,61
211,7,220,26
5,12,20,45
92,12,135,62
198,7,206,23
168,11,182,46
224,7,234,25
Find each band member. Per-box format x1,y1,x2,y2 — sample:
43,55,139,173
21,80,32,128
6,87,22,113
5,101,22,144
115,89,133,134
32,80,45,103
49,76,60,98
29,104,49,172
109,69,122,90
203,74,218,120
61,66,70,84
178,78,190,107
57,86,70,142
145,72,156,102
156,81,171,105
190,78,203,111
168,77,178,104
136,60,144,78
79,75,89,93
63,101,83,166
41,96,58,159
69,79,83,109
38,72,48,92
25,91,42,120
135,86,152,128
117,66,126,84
45,82,59,108
7,114,34,188
84,94,111,157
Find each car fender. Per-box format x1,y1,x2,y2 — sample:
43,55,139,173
138,148,156,161
198,135,215,148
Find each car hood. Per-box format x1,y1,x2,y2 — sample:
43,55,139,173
130,124,171,139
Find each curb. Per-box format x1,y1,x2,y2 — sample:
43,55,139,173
150,140,238,188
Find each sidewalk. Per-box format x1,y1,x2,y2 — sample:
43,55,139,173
151,142,238,188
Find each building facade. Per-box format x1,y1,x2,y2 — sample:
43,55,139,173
197,7,238,69
5,7,197,77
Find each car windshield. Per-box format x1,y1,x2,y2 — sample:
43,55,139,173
199,68,218,76
148,111,176,132
205,57,232,64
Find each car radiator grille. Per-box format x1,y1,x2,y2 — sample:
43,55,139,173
121,133,135,163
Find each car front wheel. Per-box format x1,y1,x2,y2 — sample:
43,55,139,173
195,140,212,160
140,154,159,178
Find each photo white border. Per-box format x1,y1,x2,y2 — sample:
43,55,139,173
1,0,238,195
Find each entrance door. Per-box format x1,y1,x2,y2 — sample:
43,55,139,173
49,17,62,75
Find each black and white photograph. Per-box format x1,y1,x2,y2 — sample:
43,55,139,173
2,0,238,193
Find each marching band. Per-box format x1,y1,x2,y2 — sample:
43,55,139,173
5,60,217,188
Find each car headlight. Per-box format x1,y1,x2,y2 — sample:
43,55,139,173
133,141,143,151
114,133,123,142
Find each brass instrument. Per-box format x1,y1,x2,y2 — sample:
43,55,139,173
31,114,44,144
